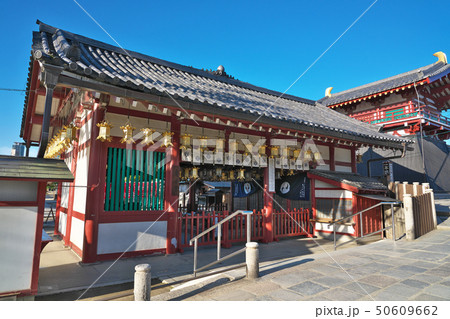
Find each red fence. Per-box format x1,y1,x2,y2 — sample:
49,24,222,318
273,208,310,238
179,208,310,248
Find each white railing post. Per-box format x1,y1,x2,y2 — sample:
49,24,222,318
134,264,151,301
403,194,415,240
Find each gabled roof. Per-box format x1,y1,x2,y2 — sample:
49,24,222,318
0,156,73,181
308,169,387,193
24,20,409,148
319,61,450,107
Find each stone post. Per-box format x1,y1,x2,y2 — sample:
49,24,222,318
425,189,437,229
134,264,151,301
413,182,420,196
246,242,259,279
403,194,415,241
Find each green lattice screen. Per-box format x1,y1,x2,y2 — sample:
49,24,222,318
104,147,166,211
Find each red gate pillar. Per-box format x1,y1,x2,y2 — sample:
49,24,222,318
82,104,106,263
164,115,181,254
262,136,274,243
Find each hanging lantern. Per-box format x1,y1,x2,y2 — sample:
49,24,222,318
238,168,245,181
244,142,254,154
229,170,235,180
271,146,280,157
293,148,301,160
313,151,321,161
180,134,192,149
356,154,363,163
120,124,136,144
229,140,239,153
216,139,225,151
140,128,155,146
184,167,190,180
191,167,199,179
215,166,223,179
304,149,313,161
97,121,113,142
199,136,208,149
221,171,227,181
162,132,174,147
258,144,267,155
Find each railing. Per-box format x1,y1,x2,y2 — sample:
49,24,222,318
273,208,310,238
330,201,402,250
189,210,253,276
418,106,450,127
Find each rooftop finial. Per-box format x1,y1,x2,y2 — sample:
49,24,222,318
217,65,225,75
433,51,447,64
325,87,333,98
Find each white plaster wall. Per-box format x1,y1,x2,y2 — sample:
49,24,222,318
315,189,352,199
0,206,37,293
315,164,330,171
335,165,353,173
97,221,167,254
72,146,90,214
78,118,92,145
335,148,351,163
0,181,37,202
60,182,70,209
315,221,355,234
315,180,338,188
58,212,67,236
70,217,85,251
316,145,330,160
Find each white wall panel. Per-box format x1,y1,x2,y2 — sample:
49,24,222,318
315,221,354,234
97,221,167,254
70,217,85,251
73,146,90,214
0,181,37,202
316,164,330,171
0,207,37,293
335,165,353,173
78,118,92,145
60,182,70,209
316,145,330,160
58,212,67,236
315,180,338,188
315,189,352,199
335,148,351,163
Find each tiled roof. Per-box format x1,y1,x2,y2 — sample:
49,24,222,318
318,61,450,107
0,155,74,181
308,169,387,192
25,20,409,147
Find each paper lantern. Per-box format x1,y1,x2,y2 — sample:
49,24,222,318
140,128,155,146
120,124,136,144
162,132,174,147
97,121,113,142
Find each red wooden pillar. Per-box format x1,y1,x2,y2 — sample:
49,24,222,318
329,145,335,171
262,135,274,243
311,178,316,237
82,104,106,263
351,147,357,173
165,115,181,254
54,179,62,235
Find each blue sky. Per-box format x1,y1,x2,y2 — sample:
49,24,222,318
1,0,449,155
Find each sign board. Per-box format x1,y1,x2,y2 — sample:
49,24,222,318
383,161,394,182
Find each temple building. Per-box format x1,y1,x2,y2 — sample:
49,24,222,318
20,21,407,262
319,53,450,191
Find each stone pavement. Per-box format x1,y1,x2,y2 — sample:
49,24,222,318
153,228,450,301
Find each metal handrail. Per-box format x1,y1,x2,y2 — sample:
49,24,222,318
190,210,253,276
331,201,402,250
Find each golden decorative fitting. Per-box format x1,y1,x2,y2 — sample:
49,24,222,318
97,121,113,142
140,128,155,146
162,131,174,147
120,124,135,144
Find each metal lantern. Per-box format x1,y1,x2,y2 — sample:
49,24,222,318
244,142,253,154
221,171,227,181
229,140,239,153
65,124,78,145
140,128,155,146
258,145,267,155
180,134,192,149
216,139,225,151
304,149,313,161
238,168,245,181
229,170,235,180
162,132,174,147
270,146,280,157
199,136,208,149
281,147,290,158
313,151,321,161
97,121,113,142
293,148,301,160
215,166,223,179
120,124,136,144
191,167,199,179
